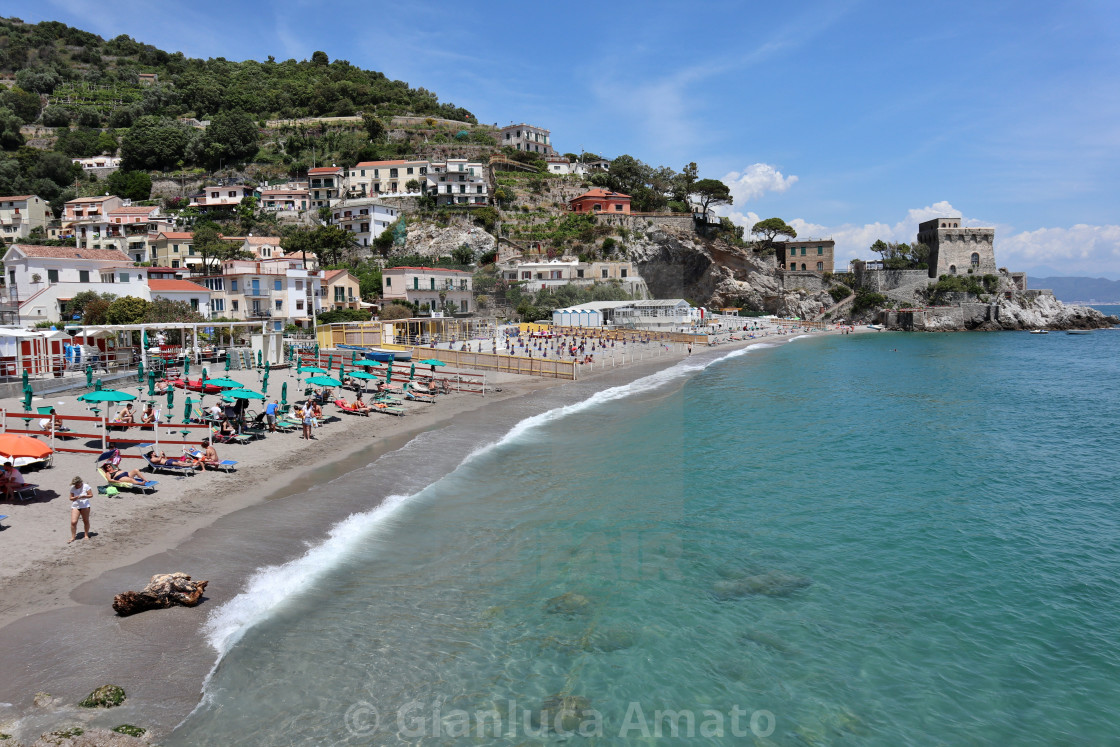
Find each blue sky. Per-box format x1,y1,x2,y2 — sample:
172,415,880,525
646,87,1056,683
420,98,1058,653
15,0,1120,277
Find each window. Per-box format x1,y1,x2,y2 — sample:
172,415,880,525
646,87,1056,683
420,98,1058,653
334,287,344,303
576,269,584,279
231,280,238,291
621,268,628,278
7,270,13,285
171,260,180,268
800,247,807,256
390,169,398,178
232,300,239,311
79,270,90,283
118,272,129,283
602,269,609,279
406,167,414,175
47,269,59,283
413,277,419,290
385,277,391,287
190,298,199,311
296,299,304,310
971,252,980,267
818,246,824,255
275,299,283,310
430,278,435,290
274,279,282,291
614,204,623,211
817,262,824,271
801,263,807,271
949,265,957,274
461,299,468,312
173,244,180,253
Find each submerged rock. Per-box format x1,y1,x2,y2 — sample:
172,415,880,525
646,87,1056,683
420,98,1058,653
532,694,594,733
112,572,208,616
544,592,590,616
743,629,798,655
713,570,812,600
584,626,636,653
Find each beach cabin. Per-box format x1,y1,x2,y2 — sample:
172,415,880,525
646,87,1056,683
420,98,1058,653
553,306,604,328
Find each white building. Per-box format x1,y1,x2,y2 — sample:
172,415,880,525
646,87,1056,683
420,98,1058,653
1,244,152,322
0,195,49,240
330,199,401,248
551,299,696,329
148,278,211,318
499,123,556,156
346,160,429,199
72,156,122,170
189,185,257,209
498,258,646,297
426,159,488,206
308,166,345,209
73,204,171,263
197,257,326,329
241,236,285,259
382,266,473,314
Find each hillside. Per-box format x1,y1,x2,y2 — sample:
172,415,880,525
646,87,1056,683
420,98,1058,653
1029,276,1120,303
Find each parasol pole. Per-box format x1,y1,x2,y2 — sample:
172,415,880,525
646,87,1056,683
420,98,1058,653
102,411,108,451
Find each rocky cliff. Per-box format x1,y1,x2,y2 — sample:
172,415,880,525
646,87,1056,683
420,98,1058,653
881,294,1117,331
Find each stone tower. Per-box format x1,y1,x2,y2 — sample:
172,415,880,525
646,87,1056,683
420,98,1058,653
916,217,996,279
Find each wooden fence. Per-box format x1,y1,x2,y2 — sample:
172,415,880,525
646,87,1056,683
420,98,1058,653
1,410,213,459
406,347,577,380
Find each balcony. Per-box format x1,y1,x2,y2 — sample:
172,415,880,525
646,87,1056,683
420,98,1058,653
242,287,272,297
249,309,272,318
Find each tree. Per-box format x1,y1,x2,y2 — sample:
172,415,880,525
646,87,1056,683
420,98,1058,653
379,304,412,320
63,290,116,323
311,51,329,66
40,106,71,127
691,178,732,214
143,298,205,323
404,178,421,193
751,217,797,252
193,222,239,274
870,240,930,269
106,170,152,201
451,244,475,266
362,113,386,142
0,107,24,150
193,110,259,170
15,67,61,94
120,116,192,171
673,162,698,203
1,86,42,123
104,296,151,325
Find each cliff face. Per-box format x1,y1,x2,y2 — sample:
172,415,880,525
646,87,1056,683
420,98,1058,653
881,294,1117,331
401,222,496,259
627,227,833,315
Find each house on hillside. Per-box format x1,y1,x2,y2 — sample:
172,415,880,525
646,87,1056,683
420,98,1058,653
148,278,211,317
241,236,284,259
149,231,197,269
346,160,429,198
62,195,127,225
189,185,258,209
382,266,473,315
308,166,345,209
569,188,631,215
73,204,172,263
330,199,400,247
1,244,151,322
776,239,835,273
0,195,49,240
426,159,487,206
497,257,646,297
200,257,324,330
499,123,557,156
324,269,363,312
260,186,308,214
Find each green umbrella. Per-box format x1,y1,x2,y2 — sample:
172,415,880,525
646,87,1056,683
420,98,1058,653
204,377,243,389
419,359,446,366
350,351,357,363
21,369,28,391
147,370,156,396
183,396,194,423
314,343,319,356
85,364,93,388
23,387,32,412
306,375,342,387
296,359,303,375
327,355,333,370
409,363,415,380
166,387,174,409
79,389,137,403
301,366,328,375
184,357,190,376
142,330,148,349
281,381,288,406
353,359,380,367
137,360,144,383
95,378,103,391
258,350,263,368
338,361,345,378
225,388,266,401
349,370,379,380
225,351,231,371
384,363,393,384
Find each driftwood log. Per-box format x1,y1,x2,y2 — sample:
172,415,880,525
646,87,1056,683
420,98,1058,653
112,572,208,616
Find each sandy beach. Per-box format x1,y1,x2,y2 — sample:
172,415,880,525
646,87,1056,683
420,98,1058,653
0,325,856,743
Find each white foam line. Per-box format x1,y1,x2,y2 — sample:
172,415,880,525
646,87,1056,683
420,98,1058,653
187,340,781,723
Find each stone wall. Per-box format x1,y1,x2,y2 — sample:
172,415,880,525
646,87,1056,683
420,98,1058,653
929,228,997,277
780,271,826,292
853,268,931,303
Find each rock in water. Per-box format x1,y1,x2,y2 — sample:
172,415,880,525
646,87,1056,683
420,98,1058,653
79,684,126,708
112,572,208,616
544,592,590,616
533,694,594,733
713,570,812,600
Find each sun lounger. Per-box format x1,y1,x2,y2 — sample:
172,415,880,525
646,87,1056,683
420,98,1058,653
97,466,158,494
370,402,405,416
404,386,434,403
12,483,38,501
333,398,371,416
0,514,7,528
210,427,251,445
186,450,238,472
137,444,196,476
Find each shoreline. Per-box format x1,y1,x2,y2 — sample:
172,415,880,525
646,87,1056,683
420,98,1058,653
0,329,837,742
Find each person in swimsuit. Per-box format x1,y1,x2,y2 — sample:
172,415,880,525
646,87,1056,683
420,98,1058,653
69,475,93,543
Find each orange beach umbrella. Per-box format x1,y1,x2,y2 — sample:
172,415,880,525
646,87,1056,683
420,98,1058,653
0,433,53,463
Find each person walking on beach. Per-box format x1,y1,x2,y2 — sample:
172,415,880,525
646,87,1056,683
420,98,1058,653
68,475,93,543
302,406,314,440
687,344,692,356
265,399,278,433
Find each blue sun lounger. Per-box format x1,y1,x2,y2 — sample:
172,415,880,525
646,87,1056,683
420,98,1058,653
137,444,196,476
186,449,238,473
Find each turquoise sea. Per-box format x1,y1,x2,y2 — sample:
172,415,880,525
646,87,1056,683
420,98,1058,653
170,328,1120,745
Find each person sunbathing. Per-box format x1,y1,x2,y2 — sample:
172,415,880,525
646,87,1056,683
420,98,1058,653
141,404,156,425
344,398,370,413
155,379,169,394
188,439,221,471
218,419,237,438
147,450,194,468
104,464,147,485
114,403,135,424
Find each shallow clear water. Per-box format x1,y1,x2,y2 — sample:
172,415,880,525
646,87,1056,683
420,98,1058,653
171,331,1120,745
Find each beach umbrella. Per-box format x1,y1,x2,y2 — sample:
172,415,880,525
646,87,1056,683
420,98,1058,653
352,359,380,367
384,363,393,384
306,375,342,387
166,387,174,409
22,387,32,411
348,370,379,381
147,370,156,396
0,434,52,464
137,360,144,383
327,354,333,370
409,363,415,380
21,369,28,391
225,388,266,401
79,389,137,403
338,361,345,378
183,396,194,422
350,350,357,363
419,359,446,366
296,359,303,375
281,381,288,406
184,357,190,376
85,364,92,387
142,330,148,349
95,378,103,391
203,377,243,389
301,366,328,375
314,343,319,356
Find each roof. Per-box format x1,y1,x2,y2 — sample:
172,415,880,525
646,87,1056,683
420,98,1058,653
572,188,631,201
382,266,469,274
156,232,193,240
149,279,210,293
66,196,117,204
353,159,425,168
324,269,358,281
109,205,159,215
244,236,281,245
308,166,342,174
6,245,132,262
0,195,36,201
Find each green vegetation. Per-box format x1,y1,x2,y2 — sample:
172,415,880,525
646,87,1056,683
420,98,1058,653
924,273,1001,303
379,303,413,320
869,239,929,270
851,288,888,314
509,281,634,323
105,169,151,200
78,684,126,708
111,725,147,738
750,217,796,254
316,308,370,323
828,284,851,304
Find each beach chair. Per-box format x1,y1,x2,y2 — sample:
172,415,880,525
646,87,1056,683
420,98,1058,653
12,483,39,501
186,449,238,473
137,444,196,476
97,466,158,494
210,426,251,446
404,385,434,404
371,401,405,417
0,514,7,529
333,399,370,416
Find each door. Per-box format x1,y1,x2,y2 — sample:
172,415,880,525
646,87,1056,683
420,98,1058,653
251,278,260,295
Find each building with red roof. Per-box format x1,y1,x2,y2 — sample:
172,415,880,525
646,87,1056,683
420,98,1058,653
0,195,48,240
148,278,212,317
569,189,631,215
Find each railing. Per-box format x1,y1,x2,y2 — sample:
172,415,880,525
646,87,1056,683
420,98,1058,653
249,309,272,318
243,287,272,297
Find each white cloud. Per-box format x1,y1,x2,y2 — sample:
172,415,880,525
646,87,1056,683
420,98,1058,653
722,164,799,204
